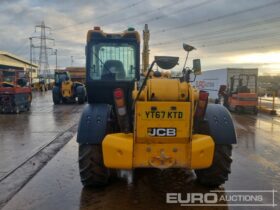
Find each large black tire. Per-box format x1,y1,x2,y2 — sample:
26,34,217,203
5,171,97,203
79,144,109,187
78,93,85,104
52,87,60,104
76,86,86,104
61,97,68,104
195,144,232,188
25,102,31,111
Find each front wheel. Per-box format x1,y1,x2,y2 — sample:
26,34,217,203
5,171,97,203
79,144,109,187
195,144,232,188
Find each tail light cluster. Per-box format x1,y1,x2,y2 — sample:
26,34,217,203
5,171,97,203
113,88,130,133
114,88,127,116
195,91,209,119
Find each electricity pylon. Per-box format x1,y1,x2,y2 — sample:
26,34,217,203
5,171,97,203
31,21,54,79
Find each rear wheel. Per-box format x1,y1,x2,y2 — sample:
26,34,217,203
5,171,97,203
77,86,86,104
25,103,31,111
79,144,109,187
195,144,232,188
53,95,60,104
78,93,85,104
52,87,61,104
61,97,68,104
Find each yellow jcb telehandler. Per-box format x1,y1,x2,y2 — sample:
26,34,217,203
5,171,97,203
52,71,86,104
77,27,236,188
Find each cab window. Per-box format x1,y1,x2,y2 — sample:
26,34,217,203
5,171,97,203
90,43,136,81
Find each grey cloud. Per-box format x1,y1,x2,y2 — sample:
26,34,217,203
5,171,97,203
0,0,279,74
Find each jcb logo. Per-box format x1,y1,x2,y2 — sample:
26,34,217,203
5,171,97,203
148,128,176,137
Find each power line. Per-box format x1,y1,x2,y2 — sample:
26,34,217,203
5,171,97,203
193,23,280,43
202,32,280,48
53,0,145,32
53,0,215,37
55,0,185,35
54,17,280,66
13,41,29,55
151,15,280,47
136,0,216,25
9,1,278,69
153,0,280,34
154,31,280,53
52,0,280,50
104,0,185,27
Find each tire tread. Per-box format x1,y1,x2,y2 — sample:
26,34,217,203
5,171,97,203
195,145,232,187
79,144,109,187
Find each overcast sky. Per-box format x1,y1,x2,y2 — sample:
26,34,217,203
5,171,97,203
1,0,280,75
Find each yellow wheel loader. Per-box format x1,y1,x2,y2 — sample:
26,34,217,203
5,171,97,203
77,27,236,188
52,71,86,104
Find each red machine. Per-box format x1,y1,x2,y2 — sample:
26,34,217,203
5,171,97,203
219,74,258,114
0,69,32,113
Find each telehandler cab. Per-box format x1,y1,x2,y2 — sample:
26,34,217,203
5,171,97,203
77,27,236,188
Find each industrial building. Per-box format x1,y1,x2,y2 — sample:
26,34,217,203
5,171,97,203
0,50,38,80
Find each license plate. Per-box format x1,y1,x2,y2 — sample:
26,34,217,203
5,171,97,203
142,110,184,120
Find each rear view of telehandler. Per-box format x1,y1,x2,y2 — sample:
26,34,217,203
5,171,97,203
52,71,86,104
77,27,236,188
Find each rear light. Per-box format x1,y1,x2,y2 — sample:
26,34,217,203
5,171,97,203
113,88,130,133
114,88,126,116
199,91,209,101
195,91,209,119
114,88,124,98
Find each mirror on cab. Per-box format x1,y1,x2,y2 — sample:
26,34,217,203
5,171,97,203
193,59,201,75
183,43,196,52
155,56,179,70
